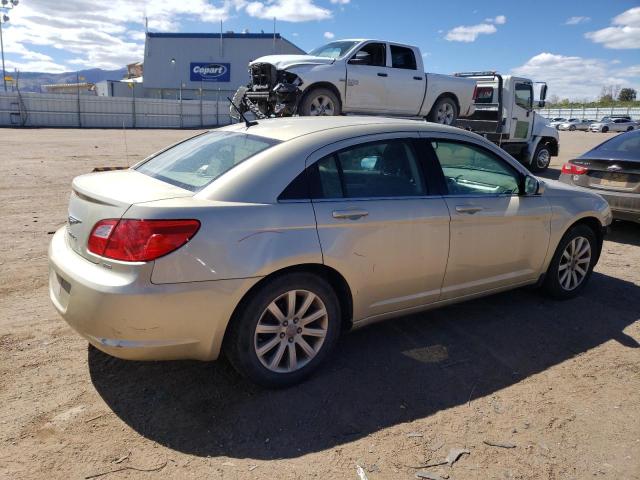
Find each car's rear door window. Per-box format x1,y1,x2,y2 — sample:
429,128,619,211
136,131,278,192
430,140,520,195
390,45,417,70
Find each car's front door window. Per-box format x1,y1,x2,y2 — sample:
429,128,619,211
430,140,520,195
315,139,426,198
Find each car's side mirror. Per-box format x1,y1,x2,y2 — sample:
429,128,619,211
524,175,545,195
349,51,371,65
538,100,546,108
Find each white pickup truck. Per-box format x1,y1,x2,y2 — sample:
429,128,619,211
232,39,476,125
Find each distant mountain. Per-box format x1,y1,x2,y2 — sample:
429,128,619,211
10,68,127,92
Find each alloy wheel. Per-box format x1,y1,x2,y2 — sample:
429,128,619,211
436,102,455,125
254,290,328,373
309,96,335,116
558,236,591,291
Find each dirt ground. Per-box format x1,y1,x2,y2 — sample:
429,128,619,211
0,128,638,480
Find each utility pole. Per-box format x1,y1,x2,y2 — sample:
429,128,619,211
0,0,19,93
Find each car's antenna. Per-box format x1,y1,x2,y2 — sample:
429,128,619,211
227,97,258,128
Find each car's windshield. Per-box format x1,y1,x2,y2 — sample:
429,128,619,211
136,132,279,192
308,41,358,59
591,131,640,154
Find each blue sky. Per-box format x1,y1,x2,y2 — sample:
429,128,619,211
2,0,639,99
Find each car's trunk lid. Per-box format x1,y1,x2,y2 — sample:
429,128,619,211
572,157,640,193
67,169,193,262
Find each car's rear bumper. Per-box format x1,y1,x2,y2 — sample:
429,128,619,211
48,227,258,361
558,175,640,223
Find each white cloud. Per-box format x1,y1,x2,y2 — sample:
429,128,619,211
445,23,497,42
565,16,590,25
323,31,335,40
484,15,506,25
245,0,331,22
512,52,640,100
585,7,640,49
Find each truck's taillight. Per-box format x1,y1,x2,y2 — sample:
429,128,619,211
472,84,478,101
88,219,200,262
561,162,588,175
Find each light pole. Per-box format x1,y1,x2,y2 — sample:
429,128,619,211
0,0,19,92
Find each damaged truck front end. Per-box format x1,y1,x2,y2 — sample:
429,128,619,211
232,63,303,119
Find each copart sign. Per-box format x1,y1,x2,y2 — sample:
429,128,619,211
190,63,230,82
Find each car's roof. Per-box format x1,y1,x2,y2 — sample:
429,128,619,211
216,116,460,142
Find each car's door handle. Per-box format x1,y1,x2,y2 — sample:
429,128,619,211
455,205,483,214
413,76,423,80
377,72,388,77
332,209,369,220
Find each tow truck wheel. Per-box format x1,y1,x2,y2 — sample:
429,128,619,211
530,143,551,173
428,97,458,125
300,88,341,116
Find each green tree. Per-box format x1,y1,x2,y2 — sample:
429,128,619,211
618,88,637,102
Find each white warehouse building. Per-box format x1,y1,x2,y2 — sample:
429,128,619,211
100,32,304,100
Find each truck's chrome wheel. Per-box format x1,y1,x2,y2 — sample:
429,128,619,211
535,148,550,170
558,236,591,291
435,102,455,125
309,95,335,116
254,290,328,373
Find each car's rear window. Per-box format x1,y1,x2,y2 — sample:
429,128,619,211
136,131,279,192
591,131,640,154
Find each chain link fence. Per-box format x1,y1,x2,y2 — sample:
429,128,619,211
0,90,236,128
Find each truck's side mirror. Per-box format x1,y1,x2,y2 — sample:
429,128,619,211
538,84,547,108
349,51,371,66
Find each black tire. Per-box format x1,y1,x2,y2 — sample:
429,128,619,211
299,88,341,116
529,143,552,173
543,224,598,299
427,96,458,125
602,126,609,133
569,125,576,131
223,272,341,388
627,126,634,131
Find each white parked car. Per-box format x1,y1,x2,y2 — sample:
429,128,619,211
589,116,638,133
232,39,476,125
558,119,592,131
549,118,567,129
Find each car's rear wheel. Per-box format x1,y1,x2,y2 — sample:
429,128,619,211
543,224,597,299
569,125,576,131
299,88,341,116
428,97,458,125
627,126,634,131
224,272,341,388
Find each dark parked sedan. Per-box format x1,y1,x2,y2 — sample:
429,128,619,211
560,129,640,223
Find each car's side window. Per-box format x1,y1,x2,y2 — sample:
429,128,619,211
313,140,426,199
390,45,417,70
430,140,520,196
352,42,386,67
514,83,532,110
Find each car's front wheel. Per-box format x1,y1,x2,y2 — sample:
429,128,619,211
602,126,609,133
529,143,552,173
543,224,598,299
224,272,341,388
299,88,341,116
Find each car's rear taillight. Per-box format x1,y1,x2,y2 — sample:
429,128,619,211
88,219,200,262
561,162,588,175
472,84,478,101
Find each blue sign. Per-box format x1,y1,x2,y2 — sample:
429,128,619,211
190,62,230,82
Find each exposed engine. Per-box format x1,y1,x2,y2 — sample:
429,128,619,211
232,64,303,119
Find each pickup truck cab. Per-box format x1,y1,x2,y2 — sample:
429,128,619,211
232,39,476,125
454,72,559,172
